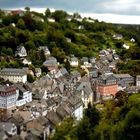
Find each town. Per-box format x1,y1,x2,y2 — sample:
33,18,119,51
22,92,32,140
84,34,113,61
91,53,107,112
0,45,140,139
0,8,140,140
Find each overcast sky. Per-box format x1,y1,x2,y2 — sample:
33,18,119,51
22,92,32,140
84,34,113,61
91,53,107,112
0,0,140,24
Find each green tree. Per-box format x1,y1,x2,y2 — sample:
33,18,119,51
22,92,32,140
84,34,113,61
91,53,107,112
52,10,68,22
27,73,35,83
16,18,26,29
25,40,36,51
64,59,71,72
45,8,51,18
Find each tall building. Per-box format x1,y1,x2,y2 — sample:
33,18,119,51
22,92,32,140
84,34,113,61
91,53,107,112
97,74,118,99
0,68,27,83
0,85,17,109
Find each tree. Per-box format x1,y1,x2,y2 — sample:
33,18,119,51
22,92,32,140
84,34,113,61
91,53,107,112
52,10,68,22
64,59,71,72
45,8,51,17
27,73,35,83
25,40,36,51
16,18,26,29
49,117,76,140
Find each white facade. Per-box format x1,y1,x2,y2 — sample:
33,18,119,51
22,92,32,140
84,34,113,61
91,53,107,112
0,94,16,109
0,68,27,83
0,85,17,109
73,105,83,120
70,60,79,67
22,58,32,65
81,90,93,108
136,76,140,87
16,90,32,107
0,74,27,83
15,46,27,57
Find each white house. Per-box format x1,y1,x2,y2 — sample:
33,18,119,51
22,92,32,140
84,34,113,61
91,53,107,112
130,38,135,42
0,68,27,83
22,58,32,65
123,44,130,49
47,18,55,22
39,46,51,57
136,75,140,87
15,84,32,107
76,82,93,108
0,85,17,109
65,95,83,120
15,45,27,57
35,68,42,77
70,57,79,67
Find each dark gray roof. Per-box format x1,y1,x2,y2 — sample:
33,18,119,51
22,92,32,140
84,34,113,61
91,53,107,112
0,122,16,133
114,74,133,78
47,111,62,126
0,84,16,93
71,57,78,61
56,106,69,119
0,68,26,76
43,57,57,66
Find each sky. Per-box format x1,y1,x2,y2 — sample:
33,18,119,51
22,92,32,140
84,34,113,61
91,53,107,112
0,0,140,24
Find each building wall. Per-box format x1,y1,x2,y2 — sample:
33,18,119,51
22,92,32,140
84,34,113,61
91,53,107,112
74,105,83,120
0,75,27,83
136,76,140,87
70,61,78,67
0,94,16,109
98,84,118,97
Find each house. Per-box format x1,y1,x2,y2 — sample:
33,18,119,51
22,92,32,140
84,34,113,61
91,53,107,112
43,57,57,68
113,34,123,40
130,38,135,42
125,86,139,94
88,66,98,78
97,74,118,99
0,122,17,140
81,57,89,65
66,37,71,42
99,50,106,57
14,83,32,107
89,57,96,64
24,116,50,139
70,56,78,67
46,110,62,127
114,74,134,90
11,10,24,16
47,18,55,22
71,70,81,82
15,45,27,57
55,68,68,78
39,46,50,57
35,68,42,78
65,95,83,120
0,84,17,109
123,44,130,49
136,75,140,87
22,58,32,65
76,82,93,108
78,25,84,29
113,54,119,60
6,112,24,135
0,68,27,83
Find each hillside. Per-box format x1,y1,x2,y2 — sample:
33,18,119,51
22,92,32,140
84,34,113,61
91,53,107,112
0,8,140,74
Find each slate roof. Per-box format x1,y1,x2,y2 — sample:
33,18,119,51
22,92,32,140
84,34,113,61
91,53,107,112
0,68,26,76
47,111,62,126
0,122,16,133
